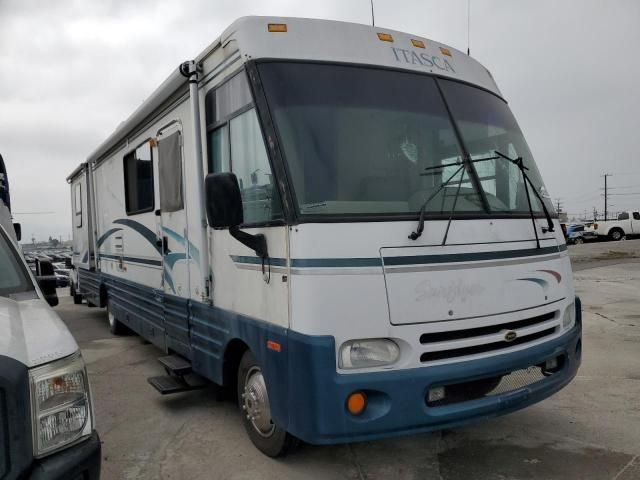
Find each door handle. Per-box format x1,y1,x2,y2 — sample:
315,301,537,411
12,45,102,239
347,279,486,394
156,236,168,254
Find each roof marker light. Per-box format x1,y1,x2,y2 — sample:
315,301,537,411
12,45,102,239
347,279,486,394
377,32,394,42
268,23,287,33
440,47,452,57
411,39,426,49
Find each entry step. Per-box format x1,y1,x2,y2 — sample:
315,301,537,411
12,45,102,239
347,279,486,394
147,375,204,395
157,355,192,376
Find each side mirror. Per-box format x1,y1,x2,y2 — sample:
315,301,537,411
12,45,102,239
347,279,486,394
13,223,21,242
204,172,268,258
35,258,59,307
205,172,243,228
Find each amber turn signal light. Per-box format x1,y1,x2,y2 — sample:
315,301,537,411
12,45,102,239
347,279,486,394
346,392,367,416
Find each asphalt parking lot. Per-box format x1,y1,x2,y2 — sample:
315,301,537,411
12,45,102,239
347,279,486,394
55,239,640,480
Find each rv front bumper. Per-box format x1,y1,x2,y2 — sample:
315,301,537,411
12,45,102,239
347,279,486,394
281,306,582,445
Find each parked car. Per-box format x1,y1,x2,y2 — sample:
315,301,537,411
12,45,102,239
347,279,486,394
54,268,70,287
566,224,598,245
588,210,640,241
1,154,101,478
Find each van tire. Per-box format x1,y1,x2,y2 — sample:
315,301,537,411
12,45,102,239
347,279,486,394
70,284,83,304
107,300,127,336
237,350,298,457
609,228,624,241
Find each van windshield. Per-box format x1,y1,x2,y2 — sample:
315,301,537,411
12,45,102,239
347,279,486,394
258,62,554,218
0,228,33,297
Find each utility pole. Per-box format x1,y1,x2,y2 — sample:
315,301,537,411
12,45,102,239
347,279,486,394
603,173,612,221
555,199,563,215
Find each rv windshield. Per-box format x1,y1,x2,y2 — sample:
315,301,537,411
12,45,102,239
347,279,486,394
258,62,553,218
0,227,33,297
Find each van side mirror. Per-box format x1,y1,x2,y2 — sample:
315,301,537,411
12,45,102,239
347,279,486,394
35,258,59,307
13,223,21,241
204,172,268,258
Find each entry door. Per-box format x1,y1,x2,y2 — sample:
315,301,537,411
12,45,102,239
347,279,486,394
156,123,191,356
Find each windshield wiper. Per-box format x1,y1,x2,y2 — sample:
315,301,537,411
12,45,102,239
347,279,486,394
409,163,465,240
493,150,555,249
409,152,555,247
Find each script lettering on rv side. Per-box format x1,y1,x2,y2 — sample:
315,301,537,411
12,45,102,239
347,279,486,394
390,47,455,73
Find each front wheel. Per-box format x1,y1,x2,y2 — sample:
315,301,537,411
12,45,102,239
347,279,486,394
573,237,584,245
237,350,298,457
107,300,127,335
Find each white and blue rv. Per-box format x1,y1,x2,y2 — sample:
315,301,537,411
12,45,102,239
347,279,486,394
67,17,581,456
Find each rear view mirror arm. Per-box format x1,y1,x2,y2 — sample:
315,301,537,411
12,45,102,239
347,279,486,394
229,226,268,259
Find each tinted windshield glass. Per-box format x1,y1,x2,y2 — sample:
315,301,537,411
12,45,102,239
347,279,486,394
439,80,552,214
0,229,33,297
259,62,552,217
259,62,483,217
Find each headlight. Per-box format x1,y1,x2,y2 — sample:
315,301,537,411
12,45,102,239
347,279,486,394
29,352,93,457
563,302,576,330
339,339,400,369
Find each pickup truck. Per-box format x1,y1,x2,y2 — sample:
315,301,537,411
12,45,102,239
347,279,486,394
588,210,640,240
0,155,100,479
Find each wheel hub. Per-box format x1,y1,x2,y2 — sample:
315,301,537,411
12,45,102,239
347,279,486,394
242,366,275,437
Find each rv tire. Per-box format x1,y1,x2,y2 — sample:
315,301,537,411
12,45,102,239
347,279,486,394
70,284,83,304
107,300,127,336
237,350,298,457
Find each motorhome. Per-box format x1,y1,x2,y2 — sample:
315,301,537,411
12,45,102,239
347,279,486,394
0,154,100,479
68,16,581,457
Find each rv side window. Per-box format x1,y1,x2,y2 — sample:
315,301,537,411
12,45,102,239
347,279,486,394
74,183,82,228
618,212,629,220
207,125,230,173
229,109,282,224
158,131,184,212
634,212,640,220
205,70,282,225
123,140,154,215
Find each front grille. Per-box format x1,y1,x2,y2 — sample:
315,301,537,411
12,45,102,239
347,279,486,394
427,360,563,407
419,310,559,363
420,311,555,344
420,327,557,362
0,355,32,479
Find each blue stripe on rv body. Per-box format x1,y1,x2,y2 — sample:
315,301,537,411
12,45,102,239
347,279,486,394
229,244,567,269
113,219,162,254
96,227,123,247
162,226,200,265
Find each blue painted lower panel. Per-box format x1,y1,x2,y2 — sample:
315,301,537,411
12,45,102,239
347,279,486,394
92,272,583,445
283,323,581,444
78,268,101,305
101,274,167,351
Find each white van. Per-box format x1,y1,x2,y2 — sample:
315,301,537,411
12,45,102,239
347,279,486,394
68,17,581,457
1,155,100,479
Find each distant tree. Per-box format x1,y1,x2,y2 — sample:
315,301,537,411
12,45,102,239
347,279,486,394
48,236,59,247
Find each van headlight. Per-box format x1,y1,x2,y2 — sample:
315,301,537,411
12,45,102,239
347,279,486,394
563,302,576,330
29,353,93,457
339,339,400,369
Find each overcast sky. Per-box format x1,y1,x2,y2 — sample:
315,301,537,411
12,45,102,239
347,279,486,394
1,0,639,242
